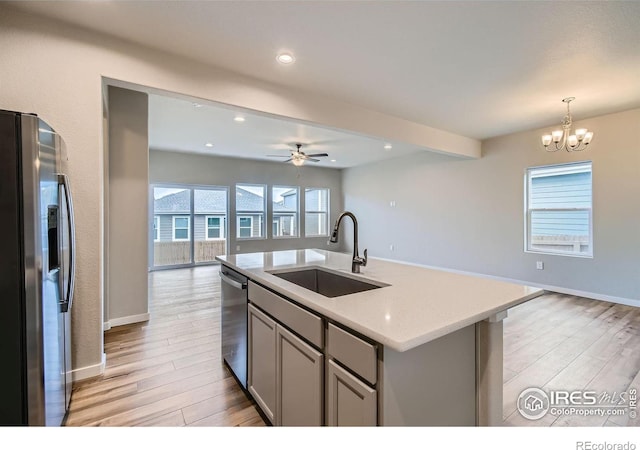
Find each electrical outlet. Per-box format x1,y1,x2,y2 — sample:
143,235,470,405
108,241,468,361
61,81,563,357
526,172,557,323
536,261,544,270
236,245,240,252
390,200,396,207
389,244,395,251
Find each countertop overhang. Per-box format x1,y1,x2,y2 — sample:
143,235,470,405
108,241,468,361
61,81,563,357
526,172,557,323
217,249,543,352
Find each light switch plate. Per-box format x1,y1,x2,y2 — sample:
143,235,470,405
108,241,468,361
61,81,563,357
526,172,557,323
536,261,544,270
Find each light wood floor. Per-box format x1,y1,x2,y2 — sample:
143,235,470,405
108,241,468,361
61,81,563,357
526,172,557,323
66,266,640,427
503,292,640,426
66,265,265,426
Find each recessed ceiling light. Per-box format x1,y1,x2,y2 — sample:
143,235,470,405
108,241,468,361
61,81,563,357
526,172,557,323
384,143,393,150
234,116,245,123
205,143,213,148
330,159,337,162
193,103,203,108
276,52,295,65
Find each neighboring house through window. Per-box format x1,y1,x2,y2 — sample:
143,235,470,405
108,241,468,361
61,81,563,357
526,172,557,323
272,186,298,238
206,216,224,239
153,216,160,242
236,184,265,239
173,216,190,241
305,188,329,237
238,216,254,238
525,161,593,257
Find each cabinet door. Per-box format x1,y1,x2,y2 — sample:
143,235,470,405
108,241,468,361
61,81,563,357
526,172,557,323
276,325,323,426
327,359,377,426
248,304,277,424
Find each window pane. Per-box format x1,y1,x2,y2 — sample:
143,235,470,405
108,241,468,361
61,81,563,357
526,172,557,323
526,163,592,257
237,184,265,238
273,186,298,237
195,189,227,262
305,188,329,236
530,210,591,255
152,187,192,266
153,217,159,241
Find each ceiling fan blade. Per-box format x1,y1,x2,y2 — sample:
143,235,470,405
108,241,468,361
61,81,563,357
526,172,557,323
306,158,320,162
267,154,291,158
304,153,329,157
283,158,293,163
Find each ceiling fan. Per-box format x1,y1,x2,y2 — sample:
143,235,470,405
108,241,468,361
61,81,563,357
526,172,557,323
267,143,329,166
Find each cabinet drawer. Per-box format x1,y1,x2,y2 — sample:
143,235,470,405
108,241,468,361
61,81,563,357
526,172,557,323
327,323,377,385
248,281,323,348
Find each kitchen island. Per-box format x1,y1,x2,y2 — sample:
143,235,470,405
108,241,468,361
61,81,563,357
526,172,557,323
217,249,543,426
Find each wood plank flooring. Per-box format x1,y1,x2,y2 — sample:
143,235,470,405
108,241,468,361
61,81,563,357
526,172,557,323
503,292,640,426
66,265,265,427
66,266,639,427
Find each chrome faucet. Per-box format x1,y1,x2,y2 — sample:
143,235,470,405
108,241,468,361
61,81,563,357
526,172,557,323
329,211,368,273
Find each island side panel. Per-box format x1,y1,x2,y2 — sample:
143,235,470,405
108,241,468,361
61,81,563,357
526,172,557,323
381,324,476,426
476,317,504,426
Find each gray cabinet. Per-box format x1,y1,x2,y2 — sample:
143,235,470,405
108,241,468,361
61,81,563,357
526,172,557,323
248,293,323,426
247,304,277,424
326,359,377,426
276,325,323,426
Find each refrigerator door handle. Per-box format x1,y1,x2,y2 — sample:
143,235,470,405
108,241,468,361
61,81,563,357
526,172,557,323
58,173,76,313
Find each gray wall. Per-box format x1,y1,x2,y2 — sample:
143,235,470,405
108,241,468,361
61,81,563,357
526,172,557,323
149,151,344,254
342,108,640,304
107,86,149,322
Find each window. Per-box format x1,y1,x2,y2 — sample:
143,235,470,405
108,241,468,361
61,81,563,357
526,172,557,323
272,186,298,238
238,216,254,238
236,184,265,239
525,162,592,257
305,188,329,237
206,216,224,240
172,216,190,241
153,216,160,242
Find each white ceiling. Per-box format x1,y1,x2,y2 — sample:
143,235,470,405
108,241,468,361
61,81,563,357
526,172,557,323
7,1,640,145
148,94,420,168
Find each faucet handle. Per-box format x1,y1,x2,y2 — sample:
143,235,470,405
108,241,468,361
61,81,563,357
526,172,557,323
363,248,368,266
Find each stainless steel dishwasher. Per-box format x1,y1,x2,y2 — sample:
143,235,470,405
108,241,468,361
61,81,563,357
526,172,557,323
220,265,248,389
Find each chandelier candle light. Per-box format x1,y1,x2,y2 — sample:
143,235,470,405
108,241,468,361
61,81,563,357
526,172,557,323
541,97,594,152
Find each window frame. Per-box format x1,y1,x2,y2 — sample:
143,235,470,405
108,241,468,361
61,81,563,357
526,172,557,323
304,187,330,237
172,215,191,242
205,215,224,240
524,161,593,258
153,215,160,242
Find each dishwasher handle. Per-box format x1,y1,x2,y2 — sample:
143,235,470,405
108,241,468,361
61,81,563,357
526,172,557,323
220,271,247,290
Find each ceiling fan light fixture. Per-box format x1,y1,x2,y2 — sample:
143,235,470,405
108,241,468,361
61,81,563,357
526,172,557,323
292,158,304,167
276,52,295,65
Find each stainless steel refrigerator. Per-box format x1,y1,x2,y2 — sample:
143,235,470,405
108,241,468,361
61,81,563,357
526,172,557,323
0,110,75,426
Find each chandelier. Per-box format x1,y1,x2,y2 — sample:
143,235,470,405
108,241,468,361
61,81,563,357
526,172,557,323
541,97,593,152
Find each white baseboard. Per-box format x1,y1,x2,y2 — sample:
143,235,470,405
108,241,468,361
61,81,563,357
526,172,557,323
106,312,150,328
371,256,640,308
72,352,106,382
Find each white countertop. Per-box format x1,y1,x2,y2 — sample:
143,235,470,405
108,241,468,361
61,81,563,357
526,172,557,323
217,249,543,352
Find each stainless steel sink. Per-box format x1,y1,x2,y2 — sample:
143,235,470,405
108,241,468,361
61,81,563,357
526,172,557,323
268,267,388,298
